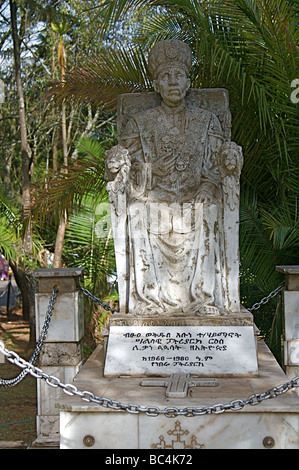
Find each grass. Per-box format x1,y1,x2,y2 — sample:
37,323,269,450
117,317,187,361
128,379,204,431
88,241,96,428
0,307,37,446
0,364,37,444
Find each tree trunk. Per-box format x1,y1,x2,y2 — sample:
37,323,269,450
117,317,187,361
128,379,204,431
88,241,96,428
53,208,67,268
10,0,35,342
10,0,33,257
52,127,58,172
53,38,68,268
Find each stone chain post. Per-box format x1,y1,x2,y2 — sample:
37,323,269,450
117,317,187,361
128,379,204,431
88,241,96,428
33,267,84,446
276,266,299,395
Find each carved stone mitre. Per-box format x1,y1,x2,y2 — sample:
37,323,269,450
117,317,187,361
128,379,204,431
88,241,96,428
148,40,192,79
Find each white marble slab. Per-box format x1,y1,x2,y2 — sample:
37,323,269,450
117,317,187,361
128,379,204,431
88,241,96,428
59,410,299,449
57,340,299,449
104,325,258,376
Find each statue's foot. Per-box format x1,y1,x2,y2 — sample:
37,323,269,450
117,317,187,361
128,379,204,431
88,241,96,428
197,305,220,316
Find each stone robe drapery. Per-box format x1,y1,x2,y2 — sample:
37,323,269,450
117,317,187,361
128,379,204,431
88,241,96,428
117,102,230,316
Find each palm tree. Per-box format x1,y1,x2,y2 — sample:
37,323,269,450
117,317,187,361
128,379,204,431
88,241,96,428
33,136,116,347
51,21,72,268
46,0,299,359
33,136,115,281
62,138,116,291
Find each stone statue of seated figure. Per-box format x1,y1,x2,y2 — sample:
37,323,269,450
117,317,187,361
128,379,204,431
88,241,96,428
105,40,243,317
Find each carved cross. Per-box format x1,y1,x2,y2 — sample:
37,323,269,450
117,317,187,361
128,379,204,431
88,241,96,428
140,373,218,398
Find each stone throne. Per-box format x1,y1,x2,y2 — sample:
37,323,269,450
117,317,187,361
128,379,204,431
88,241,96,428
104,87,258,378
107,88,241,317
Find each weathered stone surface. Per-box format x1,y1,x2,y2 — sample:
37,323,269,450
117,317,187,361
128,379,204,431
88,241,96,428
109,310,255,327
39,342,83,366
35,292,84,343
284,291,299,341
276,265,299,395
102,39,258,378
33,268,84,445
57,341,299,449
34,267,84,294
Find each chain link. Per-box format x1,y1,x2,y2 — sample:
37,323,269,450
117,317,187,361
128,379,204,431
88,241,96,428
0,288,58,387
0,342,298,417
247,284,284,312
79,285,117,313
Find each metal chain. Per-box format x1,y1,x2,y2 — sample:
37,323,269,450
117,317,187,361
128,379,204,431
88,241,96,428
0,288,58,388
80,283,285,314
0,342,298,417
79,285,117,313
247,284,284,312
1,283,296,417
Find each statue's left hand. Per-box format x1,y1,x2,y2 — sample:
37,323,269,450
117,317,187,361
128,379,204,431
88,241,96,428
197,182,219,204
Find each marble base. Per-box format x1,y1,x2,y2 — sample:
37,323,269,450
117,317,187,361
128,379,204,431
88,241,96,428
57,341,299,449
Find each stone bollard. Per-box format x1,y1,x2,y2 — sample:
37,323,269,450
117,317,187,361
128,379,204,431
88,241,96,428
33,267,84,447
276,266,299,394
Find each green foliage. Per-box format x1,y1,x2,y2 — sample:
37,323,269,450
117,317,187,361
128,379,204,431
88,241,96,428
37,136,117,296
0,192,43,270
0,217,21,263
48,45,151,109
33,137,107,221
61,138,117,339
64,196,115,290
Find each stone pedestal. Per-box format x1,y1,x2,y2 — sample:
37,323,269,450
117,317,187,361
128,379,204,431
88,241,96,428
277,266,299,393
33,268,84,447
53,266,299,449
57,339,299,449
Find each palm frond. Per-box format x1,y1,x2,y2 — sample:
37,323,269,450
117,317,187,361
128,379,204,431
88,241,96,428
261,198,299,251
33,138,107,221
0,218,23,262
0,193,20,228
64,200,115,289
47,45,151,109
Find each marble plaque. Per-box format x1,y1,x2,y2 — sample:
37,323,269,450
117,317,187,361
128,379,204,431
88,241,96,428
104,325,258,377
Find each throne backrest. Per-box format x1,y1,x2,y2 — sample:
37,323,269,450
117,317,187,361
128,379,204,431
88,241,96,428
117,88,231,141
